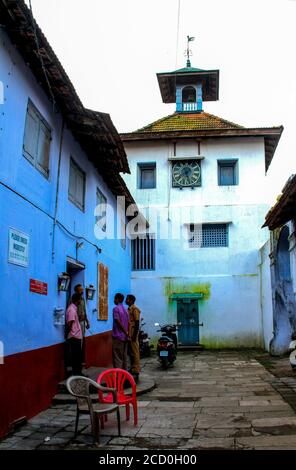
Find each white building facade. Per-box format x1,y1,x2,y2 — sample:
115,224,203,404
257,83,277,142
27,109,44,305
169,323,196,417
121,63,283,349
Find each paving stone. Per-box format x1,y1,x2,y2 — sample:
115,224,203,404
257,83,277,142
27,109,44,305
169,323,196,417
195,427,254,438
252,417,296,435
137,427,193,439
236,435,296,449
240,400,272,406
181,437,235,449
195,414,251,429
108,437,131,445
103,445,125,450
10,439,43,450
0,441,16,449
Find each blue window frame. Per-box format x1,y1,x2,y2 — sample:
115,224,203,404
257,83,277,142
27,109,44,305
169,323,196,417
218,159,238,186
138,162,156,189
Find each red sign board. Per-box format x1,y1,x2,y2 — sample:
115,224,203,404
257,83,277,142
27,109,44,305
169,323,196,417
30,279,48,295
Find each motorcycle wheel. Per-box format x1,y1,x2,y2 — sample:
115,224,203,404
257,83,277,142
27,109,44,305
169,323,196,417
161,357,169,369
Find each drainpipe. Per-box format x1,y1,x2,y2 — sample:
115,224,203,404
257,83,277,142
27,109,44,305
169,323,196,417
52,118,65,262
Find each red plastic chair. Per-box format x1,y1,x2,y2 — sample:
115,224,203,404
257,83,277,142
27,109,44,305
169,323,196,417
97,368,138,425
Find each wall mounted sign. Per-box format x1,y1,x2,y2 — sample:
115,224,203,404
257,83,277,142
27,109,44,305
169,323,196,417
30,279,48,295
8,228,29,267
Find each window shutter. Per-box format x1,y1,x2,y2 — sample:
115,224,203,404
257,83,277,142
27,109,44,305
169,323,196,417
141,169,155,189
36,121,50,175
220,166,234,185
23,107,39,161
76,169,85,210
68,160,76,201
96,189,107,232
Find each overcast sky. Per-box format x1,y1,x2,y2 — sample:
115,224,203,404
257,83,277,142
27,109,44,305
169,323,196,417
26,0,296,202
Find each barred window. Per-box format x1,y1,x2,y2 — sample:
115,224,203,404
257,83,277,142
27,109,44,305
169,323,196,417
132,235,155,270
188,224,228,248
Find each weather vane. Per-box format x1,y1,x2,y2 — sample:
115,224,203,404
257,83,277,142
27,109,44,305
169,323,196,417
184,35,195,67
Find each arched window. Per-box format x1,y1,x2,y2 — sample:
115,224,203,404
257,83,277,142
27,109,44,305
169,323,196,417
182,86,196,103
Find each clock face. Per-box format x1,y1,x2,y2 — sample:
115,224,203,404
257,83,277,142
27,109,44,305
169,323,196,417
172,160,201,187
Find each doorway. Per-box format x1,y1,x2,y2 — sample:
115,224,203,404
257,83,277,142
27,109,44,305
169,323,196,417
66,257,85,306
64,257,85,374
177,299,200,345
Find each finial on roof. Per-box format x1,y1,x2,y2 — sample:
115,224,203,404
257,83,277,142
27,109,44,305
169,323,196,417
185,35,195,67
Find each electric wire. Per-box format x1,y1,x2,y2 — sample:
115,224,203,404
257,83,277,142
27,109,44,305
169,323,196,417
0,179,101,253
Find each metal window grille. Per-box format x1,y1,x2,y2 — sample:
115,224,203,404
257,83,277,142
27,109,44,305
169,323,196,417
132,235,155,270
188,224,228,248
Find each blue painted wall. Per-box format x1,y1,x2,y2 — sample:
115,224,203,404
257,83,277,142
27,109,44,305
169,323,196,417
0,29,131,357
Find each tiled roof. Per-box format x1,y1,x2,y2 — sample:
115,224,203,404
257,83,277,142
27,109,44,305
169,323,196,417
263,174,296,230
135,112,244,133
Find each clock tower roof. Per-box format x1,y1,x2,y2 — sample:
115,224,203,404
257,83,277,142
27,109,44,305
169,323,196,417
157,67,220,104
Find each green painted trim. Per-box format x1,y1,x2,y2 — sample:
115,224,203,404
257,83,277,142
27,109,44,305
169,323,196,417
170,293,204,300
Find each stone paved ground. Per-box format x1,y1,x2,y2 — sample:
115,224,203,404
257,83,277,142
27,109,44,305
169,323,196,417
2,350,296,450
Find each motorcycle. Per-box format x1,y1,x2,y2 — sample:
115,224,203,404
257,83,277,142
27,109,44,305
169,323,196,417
289,333,296,370
139,318,153,358
155,323,178,369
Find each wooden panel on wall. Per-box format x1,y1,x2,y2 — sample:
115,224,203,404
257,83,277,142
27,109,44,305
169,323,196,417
98,262,109,320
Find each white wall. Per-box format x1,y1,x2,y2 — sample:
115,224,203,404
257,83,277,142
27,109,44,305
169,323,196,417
123,137,270,348
259,239,273,351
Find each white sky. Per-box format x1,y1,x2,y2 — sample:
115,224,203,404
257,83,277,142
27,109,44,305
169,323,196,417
26,0,296,202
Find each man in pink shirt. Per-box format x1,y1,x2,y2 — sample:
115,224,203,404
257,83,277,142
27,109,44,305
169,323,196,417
66,293,83,375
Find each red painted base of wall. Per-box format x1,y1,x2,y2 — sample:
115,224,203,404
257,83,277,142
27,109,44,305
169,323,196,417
85,330,112,368
0,331,112,438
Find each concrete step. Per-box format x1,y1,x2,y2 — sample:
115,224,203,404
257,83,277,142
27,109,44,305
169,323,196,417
53,371,156,405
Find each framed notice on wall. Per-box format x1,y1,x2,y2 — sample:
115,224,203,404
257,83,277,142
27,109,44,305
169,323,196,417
8,228,29,267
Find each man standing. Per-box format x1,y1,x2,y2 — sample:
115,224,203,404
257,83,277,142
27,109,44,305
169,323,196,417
126,294,141,381
66,293,83,376
74,284,90,365
112,293,129,370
